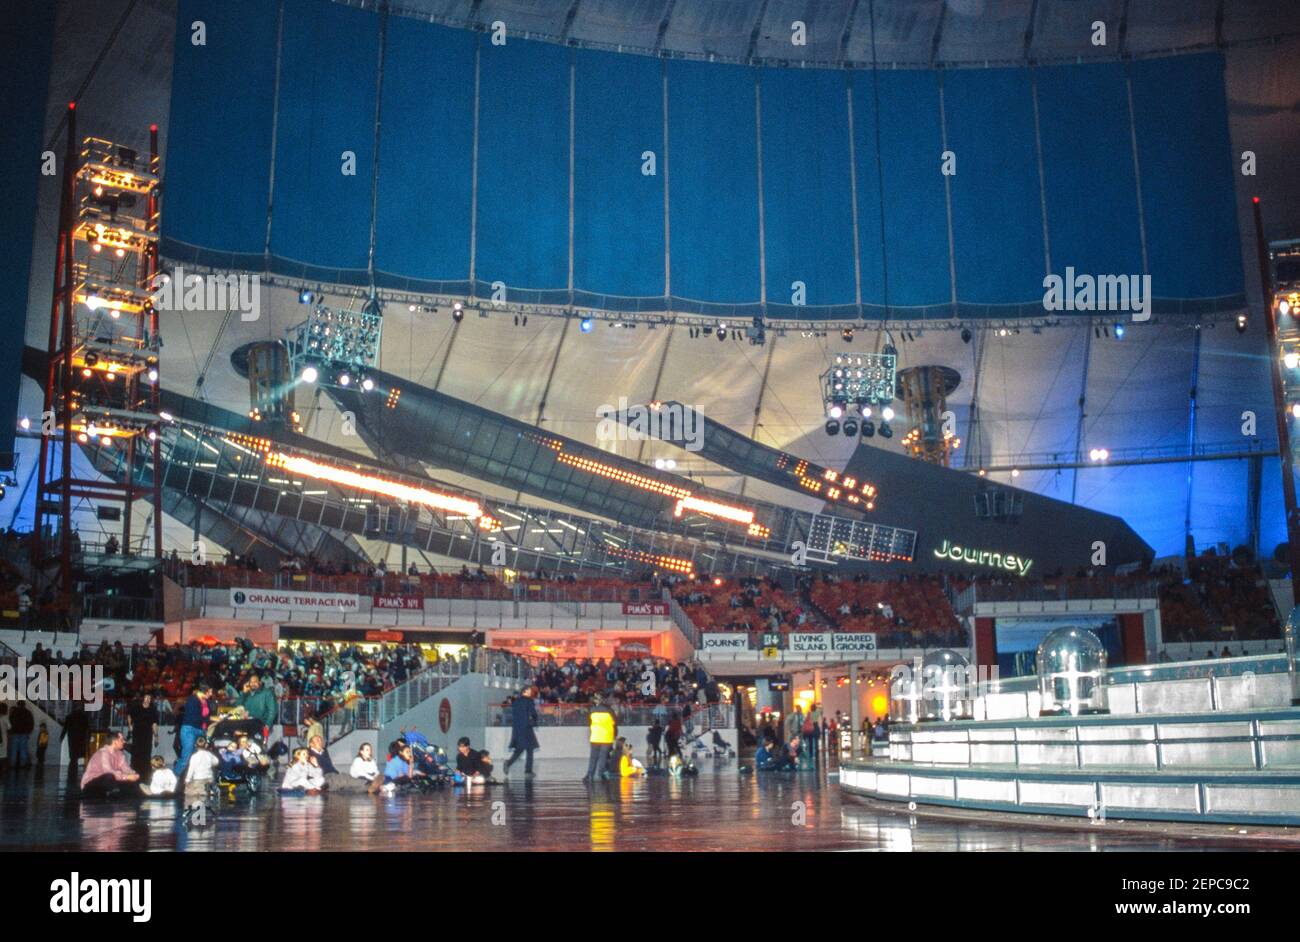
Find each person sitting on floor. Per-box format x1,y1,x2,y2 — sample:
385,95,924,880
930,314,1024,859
755,738,794,771
350,743,379,783
80,732,141,798
281,748,325,794
381,741,421,792
144,756,177,796
617,738,645,777
308,734,339,775
454,737,492,785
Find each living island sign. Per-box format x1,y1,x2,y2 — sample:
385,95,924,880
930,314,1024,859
933,539,1033,577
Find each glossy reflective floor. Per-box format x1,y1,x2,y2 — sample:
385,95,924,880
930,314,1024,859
0,760,1291,852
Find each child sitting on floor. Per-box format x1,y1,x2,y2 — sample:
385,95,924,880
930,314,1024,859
618,738,645,778
281,748,325,794
144,756,177,796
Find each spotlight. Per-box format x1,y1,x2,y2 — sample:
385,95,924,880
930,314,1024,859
300,366,318,384
828,404,844,420
861,420,875,438
1114,323,1125,339
101,436,112,447
18,417,29,431
717,324,728,341
843,418,858,437
1011,468,1020,477
654,458,666,470
960,327,972,343
580,318,593,333
146,426,159,442
1286,352,1299,370
361,376,374,392
1236,313,1248,334
825,420,840,436
409,304,417,312
841,328,854,343
299,288,314,305
1282,300,1292,317
665,458,676,470
338,372,351,387
1292,404,1300,420
882,406,895,422
452,302,464,323
878,422,893,439
148,368,159,383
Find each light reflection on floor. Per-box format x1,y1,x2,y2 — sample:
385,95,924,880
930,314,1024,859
0,761,1270,852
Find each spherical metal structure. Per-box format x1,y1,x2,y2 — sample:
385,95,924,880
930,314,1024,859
1036,626,1109,716
918,649,974,722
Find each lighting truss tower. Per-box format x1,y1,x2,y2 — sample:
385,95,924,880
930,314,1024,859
34,104,164,602
1263,224,1300,604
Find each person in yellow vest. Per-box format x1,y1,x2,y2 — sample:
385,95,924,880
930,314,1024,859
583,694,617,783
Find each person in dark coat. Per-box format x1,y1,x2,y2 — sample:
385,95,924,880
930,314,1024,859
61,703,91,778
502,686,539,776
127,694,159,778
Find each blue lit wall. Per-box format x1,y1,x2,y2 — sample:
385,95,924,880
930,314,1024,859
1,0,56,468
163,0,1245,320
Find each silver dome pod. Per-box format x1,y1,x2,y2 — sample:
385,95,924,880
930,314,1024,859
888,664,921,725
918,649,974,722
1036,626,1109,716
1285,606,1300,706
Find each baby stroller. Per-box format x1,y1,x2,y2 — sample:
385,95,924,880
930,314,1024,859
406,742,453,790
209,717,273,799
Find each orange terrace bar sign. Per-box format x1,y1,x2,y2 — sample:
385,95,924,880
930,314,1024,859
932,539,1033,577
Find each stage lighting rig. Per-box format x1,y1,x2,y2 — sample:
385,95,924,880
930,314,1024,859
819,349,896,437
290,304,382,389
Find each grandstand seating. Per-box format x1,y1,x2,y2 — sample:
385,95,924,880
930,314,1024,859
672,577,809,633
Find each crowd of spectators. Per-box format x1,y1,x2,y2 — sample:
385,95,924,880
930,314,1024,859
52,639,431,719
671,571,966,649
1158,555,1282,643
527,656,721,706
672,576,810,633
807,572,966,648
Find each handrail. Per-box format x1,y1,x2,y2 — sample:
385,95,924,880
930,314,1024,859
177,563,663,604
983,652,1289,694
488,701,733,729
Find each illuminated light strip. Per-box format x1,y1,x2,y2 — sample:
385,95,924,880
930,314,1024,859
555,452,691,499
265,451,491,523
674,495,753,525
607,546,694,575
546,439,766,534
